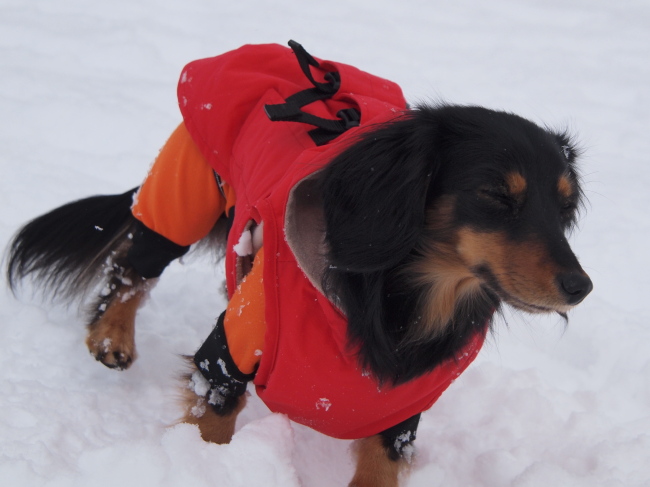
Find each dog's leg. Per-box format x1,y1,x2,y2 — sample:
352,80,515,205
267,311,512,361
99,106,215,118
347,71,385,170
181,383,247,444
349,436,405,487
349,414,419,487
179,310,254,443
85,251,152,370
349,435,409,487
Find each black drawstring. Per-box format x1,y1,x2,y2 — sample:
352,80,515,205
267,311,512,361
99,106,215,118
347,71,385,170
264,40,360,146
286,39,340,94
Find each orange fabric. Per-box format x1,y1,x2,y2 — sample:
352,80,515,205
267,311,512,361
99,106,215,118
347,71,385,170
223,248,266,375
131,122,236,247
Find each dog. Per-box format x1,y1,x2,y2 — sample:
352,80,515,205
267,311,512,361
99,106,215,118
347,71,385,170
6,41,592,487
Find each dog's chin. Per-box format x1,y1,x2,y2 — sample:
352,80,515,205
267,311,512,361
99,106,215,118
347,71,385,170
506,297,571,315
488,285,573,317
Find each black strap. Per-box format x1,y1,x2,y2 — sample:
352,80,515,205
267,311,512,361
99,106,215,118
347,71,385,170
264,40,360,146
286,39,340,94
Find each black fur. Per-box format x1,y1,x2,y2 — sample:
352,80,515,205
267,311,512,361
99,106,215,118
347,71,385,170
319,103,586,384
6,188,138,299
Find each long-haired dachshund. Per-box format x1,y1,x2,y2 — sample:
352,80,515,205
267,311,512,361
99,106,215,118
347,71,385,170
6,41,591,487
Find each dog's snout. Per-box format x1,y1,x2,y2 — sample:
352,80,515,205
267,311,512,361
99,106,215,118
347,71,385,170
558,272,593,305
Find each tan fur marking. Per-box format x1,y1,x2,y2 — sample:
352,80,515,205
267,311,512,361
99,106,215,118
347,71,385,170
85,282,148,369
349,435,404,487
505,171,527,196
405,196,483,339
456,228,569,311
180,389,247,444
412,244,482,337
558,174,574,200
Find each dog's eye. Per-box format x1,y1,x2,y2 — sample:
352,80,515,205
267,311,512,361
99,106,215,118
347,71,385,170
478,189,518,209
559,198,579,227
561,201,576,211
560,199,578,217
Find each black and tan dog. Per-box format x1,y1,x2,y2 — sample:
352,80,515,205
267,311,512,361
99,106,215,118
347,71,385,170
6,42,591,487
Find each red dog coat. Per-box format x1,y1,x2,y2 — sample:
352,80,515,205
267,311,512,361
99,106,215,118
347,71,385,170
141,42,488,439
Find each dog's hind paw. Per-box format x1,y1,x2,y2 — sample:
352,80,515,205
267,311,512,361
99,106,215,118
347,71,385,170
85,283,143,370
86,327,136,370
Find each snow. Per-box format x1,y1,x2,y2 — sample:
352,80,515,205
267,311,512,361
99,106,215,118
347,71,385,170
233,229,253,257
189,371,211,398
316,398,333,412
1,0,649,486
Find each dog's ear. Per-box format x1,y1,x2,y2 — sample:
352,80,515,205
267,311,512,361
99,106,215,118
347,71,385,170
319,111,439,272
553,130,581,163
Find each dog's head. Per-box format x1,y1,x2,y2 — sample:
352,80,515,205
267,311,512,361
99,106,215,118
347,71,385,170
320,104,592,381
419,106,592,320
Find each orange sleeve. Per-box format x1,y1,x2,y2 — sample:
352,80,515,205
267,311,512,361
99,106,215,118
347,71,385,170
223,248,266,375
131,122,236,247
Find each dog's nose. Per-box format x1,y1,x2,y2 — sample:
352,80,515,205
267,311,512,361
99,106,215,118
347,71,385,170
558,272,593,305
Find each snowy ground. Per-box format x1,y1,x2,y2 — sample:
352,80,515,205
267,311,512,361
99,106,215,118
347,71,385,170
1,0,649,486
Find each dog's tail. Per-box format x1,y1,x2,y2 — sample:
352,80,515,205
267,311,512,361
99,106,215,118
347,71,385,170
6,187,139,300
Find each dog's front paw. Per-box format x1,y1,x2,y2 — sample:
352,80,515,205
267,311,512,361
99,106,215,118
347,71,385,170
349,436,403,487
180,373,248,445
